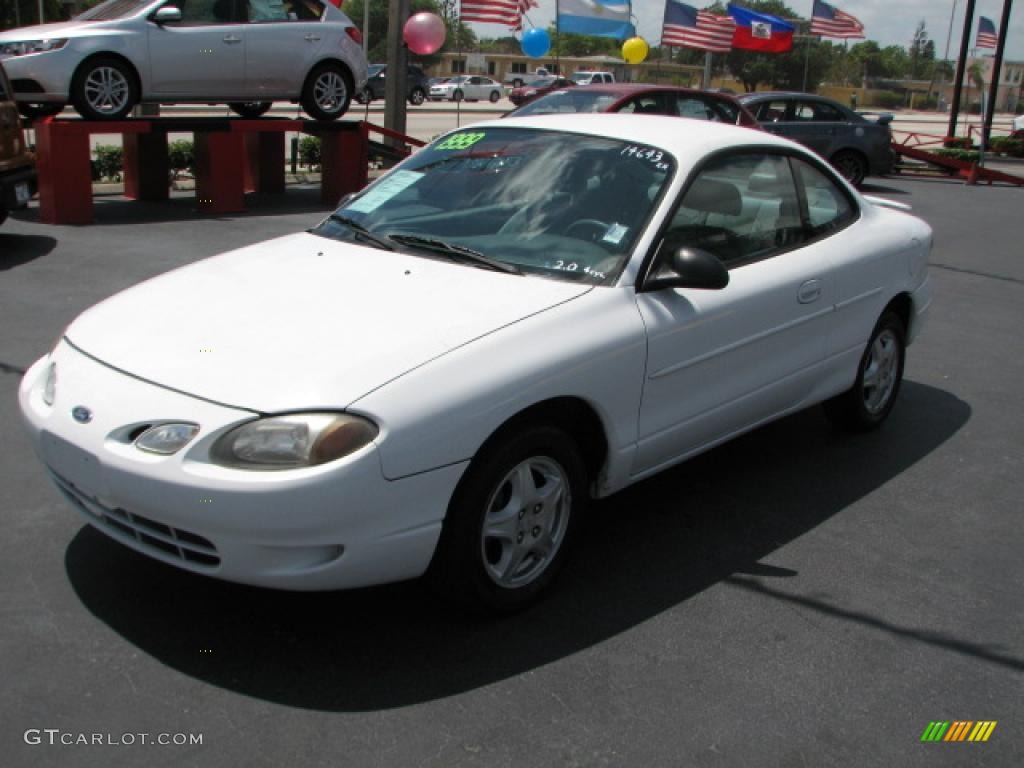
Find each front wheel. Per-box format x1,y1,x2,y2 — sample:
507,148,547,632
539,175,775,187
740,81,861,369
452,89,464,102
71,57,137,120
831,150,867,187
428,424,587,614
354,87,372,105
301,62,352,121
824,310,906,431
228,101,272,118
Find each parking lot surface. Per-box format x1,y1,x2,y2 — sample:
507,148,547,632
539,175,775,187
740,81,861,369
1,177,1021,767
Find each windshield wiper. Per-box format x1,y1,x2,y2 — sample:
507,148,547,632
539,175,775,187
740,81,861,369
320,214,395,251
387,234,522,275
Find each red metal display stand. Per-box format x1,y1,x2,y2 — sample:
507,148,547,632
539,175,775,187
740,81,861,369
29,116,398,225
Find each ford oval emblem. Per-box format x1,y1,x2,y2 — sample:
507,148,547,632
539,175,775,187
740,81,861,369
72,406,93,424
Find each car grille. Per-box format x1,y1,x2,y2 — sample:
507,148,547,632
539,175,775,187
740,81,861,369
49,470,220,567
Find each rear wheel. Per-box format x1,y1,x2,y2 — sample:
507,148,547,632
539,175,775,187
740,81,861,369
831,150,867,187
355,87,372,105
824,311,906,431
489,90,500,103
228,101,272,118
428,424,586,614
301,62,352,121
408,87,426,106
71,57,137,120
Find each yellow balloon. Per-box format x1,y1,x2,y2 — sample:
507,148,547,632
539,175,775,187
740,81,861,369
622,36,649,65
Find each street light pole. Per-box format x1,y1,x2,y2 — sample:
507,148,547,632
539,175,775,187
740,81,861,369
947,0,976,140
982,0,1014,148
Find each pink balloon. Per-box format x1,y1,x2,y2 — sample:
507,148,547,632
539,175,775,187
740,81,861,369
403,12,447,56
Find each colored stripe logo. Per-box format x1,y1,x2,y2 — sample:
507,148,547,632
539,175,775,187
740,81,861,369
921,721,997,742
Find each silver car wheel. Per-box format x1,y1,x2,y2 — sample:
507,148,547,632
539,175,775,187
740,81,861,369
83,66,131,115
314,71,347,113
862,328,900,415
480,456,571,589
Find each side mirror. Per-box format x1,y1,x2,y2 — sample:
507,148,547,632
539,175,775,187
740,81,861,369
644,246,730,291
152,6,182,23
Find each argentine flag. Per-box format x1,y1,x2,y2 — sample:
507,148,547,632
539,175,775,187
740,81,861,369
558,0,635,40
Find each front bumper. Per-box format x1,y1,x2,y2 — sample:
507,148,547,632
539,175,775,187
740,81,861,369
1,47,78,102
19,341,466,590
0,165,36,209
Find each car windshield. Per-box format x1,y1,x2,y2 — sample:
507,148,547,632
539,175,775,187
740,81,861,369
76,0,153,20
312,127,675,285
511,89,621,116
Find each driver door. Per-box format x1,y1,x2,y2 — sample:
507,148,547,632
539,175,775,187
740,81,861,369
632,151,834,476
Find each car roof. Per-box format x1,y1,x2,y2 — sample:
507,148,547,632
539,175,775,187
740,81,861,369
484,112,799,165
740,91,836,102
566,83,714,97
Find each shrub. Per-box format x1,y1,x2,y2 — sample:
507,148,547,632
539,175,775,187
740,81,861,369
913,94,938,110
870,91,905,109
942,137,972,149
93,145,123,181
934,148,980,163
168,140,195,178
299,136,322,169
989,137,1024,157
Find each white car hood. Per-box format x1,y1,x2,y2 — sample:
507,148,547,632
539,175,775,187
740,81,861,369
0,20,121,42
65,233,590,413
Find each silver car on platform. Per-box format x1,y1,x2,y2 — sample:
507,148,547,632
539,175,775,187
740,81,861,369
0,0,367,120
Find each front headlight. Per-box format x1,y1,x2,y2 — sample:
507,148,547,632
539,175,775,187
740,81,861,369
211,413,378,470
0,39,68,56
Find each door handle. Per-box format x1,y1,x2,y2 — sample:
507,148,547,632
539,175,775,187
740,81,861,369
222,35,242,43
798,279,822,304
304,33,321,42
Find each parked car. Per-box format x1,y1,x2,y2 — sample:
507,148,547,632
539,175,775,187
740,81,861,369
738,92,893,186
19,114,932,612
429,75,502,103
570,70,615,85
355,63,430,106
503,67,549,88
0,0,368,120
0,61,36,227
506,83,758,128
507,76,575,106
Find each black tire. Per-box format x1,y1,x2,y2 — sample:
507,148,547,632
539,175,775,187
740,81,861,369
0,208,8,227
824,310,906,431
17,102,63,120
71,57,137,120
488,90,500,103
408,87,426,106
228,101,272,118
428,424,587,614
300,62,353,121
831,149,868,187
355,87,372,105
452,89,464,102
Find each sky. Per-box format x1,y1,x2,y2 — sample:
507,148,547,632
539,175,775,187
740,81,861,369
468,0,1024,62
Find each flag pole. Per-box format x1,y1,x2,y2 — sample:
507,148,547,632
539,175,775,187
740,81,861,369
982,0,1014,149
801,3,812,92
555,0,561,75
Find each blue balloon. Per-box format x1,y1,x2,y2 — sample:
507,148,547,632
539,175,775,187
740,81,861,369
521,28,551,58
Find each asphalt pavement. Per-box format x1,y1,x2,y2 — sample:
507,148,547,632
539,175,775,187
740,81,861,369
0,176,1022,767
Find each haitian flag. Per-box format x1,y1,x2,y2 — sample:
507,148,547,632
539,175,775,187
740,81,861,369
727,3,794,53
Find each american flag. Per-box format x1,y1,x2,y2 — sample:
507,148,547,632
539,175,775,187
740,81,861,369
461,0,536,31
809,1,865,39
976,16,998,49
661,0,735,53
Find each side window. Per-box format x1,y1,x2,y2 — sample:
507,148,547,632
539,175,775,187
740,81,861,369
172,0,241,24
247,0,288,21
676,97,714,120
620,94,669,115
755,99,789,122
664,154,804,266
794,159,856,236
811,102,844,122
793,102,816,121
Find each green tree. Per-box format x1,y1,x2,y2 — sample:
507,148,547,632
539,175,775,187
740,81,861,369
1,0,67,30
908,20,934,80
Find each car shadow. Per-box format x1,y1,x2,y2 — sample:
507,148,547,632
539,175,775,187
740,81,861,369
64,381,969,712
0,233,57,269
9,186,333,227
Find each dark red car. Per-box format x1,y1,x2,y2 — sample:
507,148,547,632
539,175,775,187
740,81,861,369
505,83,759,128
507,76,576,107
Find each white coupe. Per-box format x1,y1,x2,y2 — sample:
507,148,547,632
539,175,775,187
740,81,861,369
19,115,932,612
